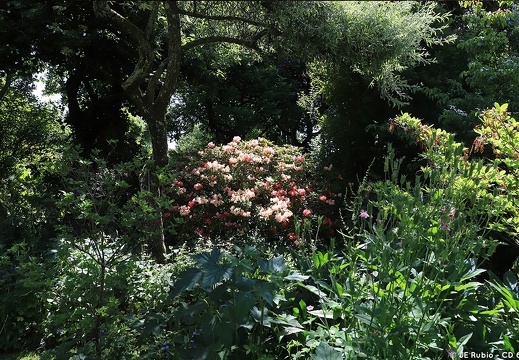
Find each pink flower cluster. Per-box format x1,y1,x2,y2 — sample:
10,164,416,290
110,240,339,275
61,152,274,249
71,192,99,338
163,137,341,243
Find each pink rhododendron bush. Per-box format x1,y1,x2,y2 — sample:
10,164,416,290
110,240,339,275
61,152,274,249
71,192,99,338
163,137,342,245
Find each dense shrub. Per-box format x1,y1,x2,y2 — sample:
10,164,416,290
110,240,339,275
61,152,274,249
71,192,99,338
163,137,343,245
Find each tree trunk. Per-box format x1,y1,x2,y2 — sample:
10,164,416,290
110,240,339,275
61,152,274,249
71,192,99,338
143,109,169,264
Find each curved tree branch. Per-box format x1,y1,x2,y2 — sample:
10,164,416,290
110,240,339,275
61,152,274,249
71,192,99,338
175,6,267,28
155,0,182,110
92,0,155,100
145,2,160,40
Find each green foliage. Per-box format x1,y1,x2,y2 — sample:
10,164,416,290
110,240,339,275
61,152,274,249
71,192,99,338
0,242,51,351
418,2,519,145
295,1,454,109
40,240,177,359
171,55,308,145
168,246,308,359
396,105,519,242
173,123,214,154
0,86,66,351
0,76,63,178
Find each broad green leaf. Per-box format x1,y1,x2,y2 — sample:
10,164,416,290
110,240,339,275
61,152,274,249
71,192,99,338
251,306,272,327
503,335,515,352
503,271,518,290
455,282,483,291
460,268,486,282
256,281,277,306
284,272,309,281
281,326,305,335
192,248,222,267
311,342,343,360
458,333,473,347
201,261,233,288
298,284,327,298
308,309,334,319
234,291,258,320
169,267,202,298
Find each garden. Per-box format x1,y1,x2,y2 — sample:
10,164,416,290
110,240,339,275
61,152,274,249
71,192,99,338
2,1,519,359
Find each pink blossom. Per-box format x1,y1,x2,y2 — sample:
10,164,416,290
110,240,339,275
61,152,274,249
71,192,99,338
260,207,273,218
238,153,253,162
194,183,203,190
303,209,312,217
179,206,191,216
263,147,274,156
288,232,298,241
251,139,259,146
210,194,224,207
229,158,238,165
275,213,287,223
297,188,306,196
194,196,208,205
275,210,292,223
222,145,232,153
319,195,327,202
233,136,241,143
295,155,305,163
359,210,370,219
207,142,215,148
230,206,242,216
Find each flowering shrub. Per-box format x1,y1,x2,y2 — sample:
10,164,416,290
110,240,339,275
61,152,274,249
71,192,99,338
163,137,342,244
